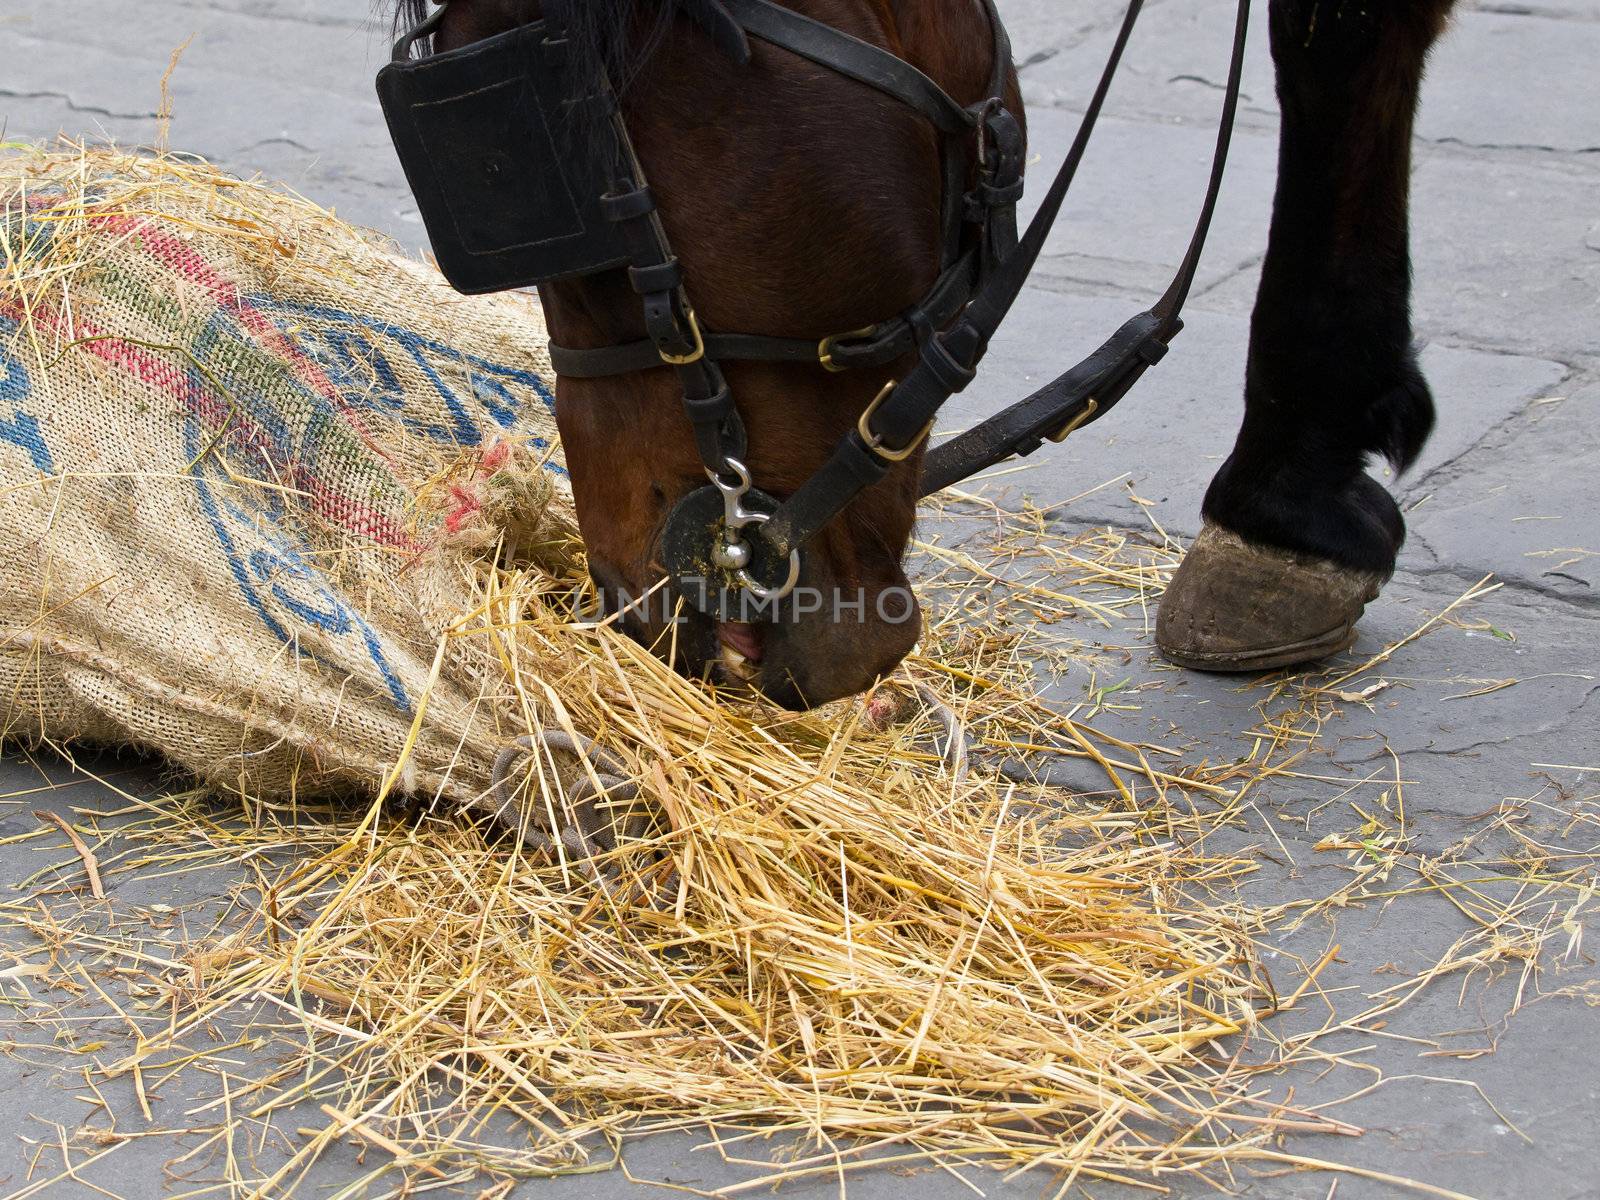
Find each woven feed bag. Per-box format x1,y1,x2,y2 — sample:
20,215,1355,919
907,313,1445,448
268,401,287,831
0,146,576,807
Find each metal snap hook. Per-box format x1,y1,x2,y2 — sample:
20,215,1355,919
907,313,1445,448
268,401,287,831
708,456,761,538
705,457,801,602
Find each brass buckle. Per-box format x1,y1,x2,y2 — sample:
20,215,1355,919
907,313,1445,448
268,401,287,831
818,324,879,373
658,308,706,366
1046,396,1099,443
857,380,932,463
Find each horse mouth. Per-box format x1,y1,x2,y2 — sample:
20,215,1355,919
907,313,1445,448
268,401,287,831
716,621,765,681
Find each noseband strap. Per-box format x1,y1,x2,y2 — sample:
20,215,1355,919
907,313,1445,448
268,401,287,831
547,246,983,379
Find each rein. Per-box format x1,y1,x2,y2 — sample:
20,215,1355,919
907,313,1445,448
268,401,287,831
378,0,1250,613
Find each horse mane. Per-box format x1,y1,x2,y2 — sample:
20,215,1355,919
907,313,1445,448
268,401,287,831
389,1,687,88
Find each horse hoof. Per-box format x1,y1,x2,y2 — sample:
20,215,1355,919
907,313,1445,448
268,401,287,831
1155,523,1387,673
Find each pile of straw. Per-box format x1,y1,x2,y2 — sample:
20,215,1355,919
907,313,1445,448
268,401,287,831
70,518,1307,1194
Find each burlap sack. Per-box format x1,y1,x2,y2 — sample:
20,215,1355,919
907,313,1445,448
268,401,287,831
0,146,576,805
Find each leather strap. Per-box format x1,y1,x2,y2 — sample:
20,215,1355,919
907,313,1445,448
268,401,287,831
922,0,1250,494
759,0,1154,556
552,332,837,378
548,247,981,378
681,0,753,64
979,0,1011,102
759,0,1250,555
553,10,751,478
532,0,1249,577
920,310,1169,495
719,0,976,136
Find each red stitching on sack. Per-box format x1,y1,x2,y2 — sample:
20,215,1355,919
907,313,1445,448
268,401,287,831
91,213,400,470
443,484,483,534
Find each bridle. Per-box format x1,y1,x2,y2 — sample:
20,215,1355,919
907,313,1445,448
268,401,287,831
379,0,1249,613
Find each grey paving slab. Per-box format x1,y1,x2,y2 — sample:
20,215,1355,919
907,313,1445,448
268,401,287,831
3,33,392,164
1199,146,1600,361
1410,380,1600,599
1006,24,1600,360
1018,107,1279,299
4,1,384,98
1015,0,1279,131
934,287,1568,542
1417,8,1600,153
990,0,1140,64
1,1,417,241
1015,0,1600,155
952,555,1600,1200
1472,0,1600,19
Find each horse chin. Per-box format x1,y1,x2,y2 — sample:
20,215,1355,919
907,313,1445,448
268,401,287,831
589,560,918,710
647,608,918,710
756,593,923,711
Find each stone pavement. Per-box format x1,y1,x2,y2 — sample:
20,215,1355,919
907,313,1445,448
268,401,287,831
2,1,1597,1197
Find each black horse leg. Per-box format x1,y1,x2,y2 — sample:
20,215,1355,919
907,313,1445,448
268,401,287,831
1158,0,1458,672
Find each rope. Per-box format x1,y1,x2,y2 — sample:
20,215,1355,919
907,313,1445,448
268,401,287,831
911,682,972,783
488,730,674,905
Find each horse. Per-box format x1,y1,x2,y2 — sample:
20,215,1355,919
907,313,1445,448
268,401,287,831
386,0,1453,710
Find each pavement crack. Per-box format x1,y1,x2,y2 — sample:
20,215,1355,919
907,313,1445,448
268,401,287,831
1397,561,1600,614
0,89,156,121
1167,74,1259,106
239,136,318,155
1348,689,1600,760
1191,252,1264,301
1472,2,1600,21
1399,362,1580,499
1543,571,1594,590
1421,135,1600,156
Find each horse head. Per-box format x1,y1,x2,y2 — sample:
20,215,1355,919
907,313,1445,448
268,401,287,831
389,0,1017,708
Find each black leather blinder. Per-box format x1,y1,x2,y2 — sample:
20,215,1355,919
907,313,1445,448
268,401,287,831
377,20,635,294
